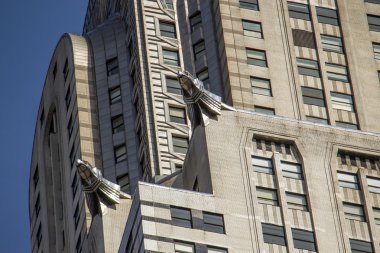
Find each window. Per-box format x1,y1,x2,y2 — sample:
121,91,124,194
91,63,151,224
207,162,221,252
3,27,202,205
373,208,380,225
301,87,325,107
321,35,343,53
255,106,275,115
366,0,380,3
193,40,206,60
286,192,308,211
197,69,210,89
37,223,42,247
33,167,39,188
35,194,41,216
337,172,359,189
174,241,194,253
190,12,202,31
256,187,278,206
203,212,225,234
106,57,119,76
160,21,176,38
367,177,380,194
368,15,380,32
326,63,349,83
109,86,121,104
288,2,310,21
111,115,124,134
336,121,358,130
343,203,365,221
246,48,267,67
169,106,186,124
172,136,189,154
281,162,303,180
76,233,82,253
316,7,339,26
292,229,316,251
296,58,320,78
162,0,173,9
240,0,259,10
252,156,273,174
262,223,286,246
251,77,271,96
306,116,328,124
117,173,129,192
331,92,354,111
373,43,380,60
65,86,72,109
349,239,373,253
378,71,380,82
53,62,57,80
114,145,127,163
67,114,74,138
72,173,78,198
63,58,69,81
69,146,76,166
171,207,192,228
292,29,315,48
163,49,180,66
242,20,262,38
166,76,182,95
74,204,80,227
207,247,228,253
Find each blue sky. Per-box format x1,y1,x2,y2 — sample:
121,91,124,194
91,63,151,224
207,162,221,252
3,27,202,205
0,1,88,251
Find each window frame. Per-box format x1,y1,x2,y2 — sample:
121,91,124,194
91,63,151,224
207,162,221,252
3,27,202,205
172,135,189,154
163,49,180,66
367,176,380,194
296,58,320,78
242,20,263,38
321,34,343,53
111,115,124,134
106,57,119,76
286,192,308,211
159,20,176,38
171,206,193,228
114,145,127,163
301,86,325,107
288,2,310,21
203,212,225,234
330,92,354,112
292,228,316,251
281,161,303,180
251,77,272,96
256,187,279,206
252,156,274,175
246,48,267,67
368,14,380,32
325,63,349,83
316,7,339,26
239,0,259,11
337,171,359,190
262,223,286,246
193,40,206,60
189,12,202,32
166,76,182,95
169,106,187,124
343,202,366,222
109,86,122,104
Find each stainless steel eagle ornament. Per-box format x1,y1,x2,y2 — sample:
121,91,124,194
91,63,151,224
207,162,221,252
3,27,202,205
177,70,235,130
76,159,130,216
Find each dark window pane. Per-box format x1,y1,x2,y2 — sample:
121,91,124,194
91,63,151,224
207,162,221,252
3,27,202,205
288,2,310,21
171,207,192,228
292,229,316,251
349,239,373,253
316,7,339,26
240,0,259,11
262,223,286,246
292,29,315,48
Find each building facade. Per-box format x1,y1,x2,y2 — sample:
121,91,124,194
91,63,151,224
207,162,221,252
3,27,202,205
29,0,380,253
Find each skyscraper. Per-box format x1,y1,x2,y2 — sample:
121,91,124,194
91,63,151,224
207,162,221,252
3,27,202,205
29,0,380,252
